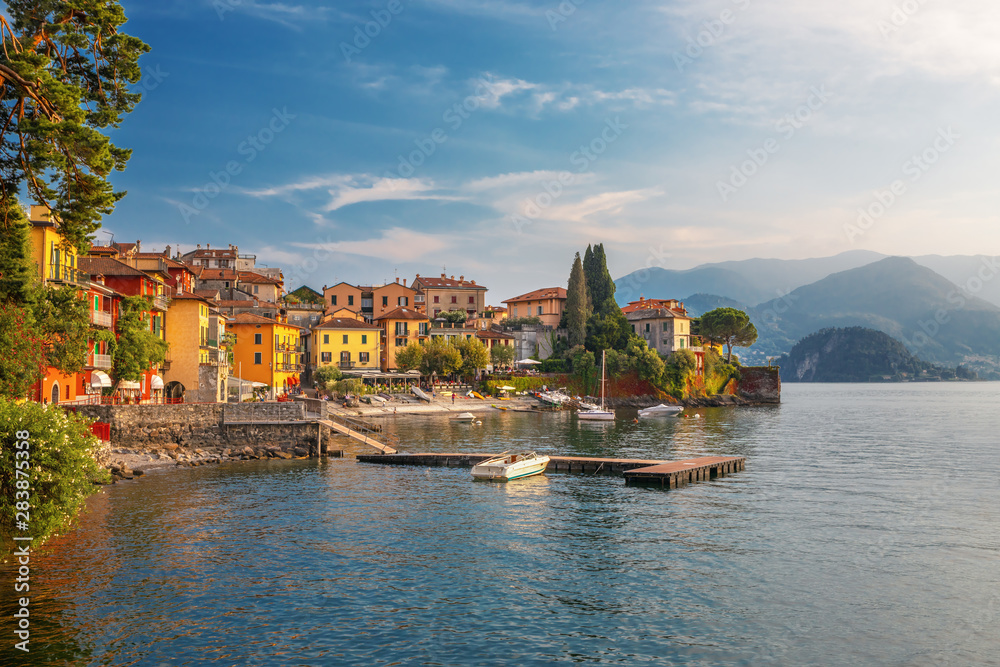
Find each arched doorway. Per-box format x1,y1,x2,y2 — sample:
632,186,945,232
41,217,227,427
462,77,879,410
51,383,60,405
165,381,185,402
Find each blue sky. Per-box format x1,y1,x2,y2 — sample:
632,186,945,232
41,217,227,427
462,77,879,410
97,0,1000,299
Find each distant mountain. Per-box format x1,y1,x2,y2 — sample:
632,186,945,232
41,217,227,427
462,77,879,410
679,293,747,318
776,327,945,382
751,257,1000,377
614,251,1000,309
614,266,768,306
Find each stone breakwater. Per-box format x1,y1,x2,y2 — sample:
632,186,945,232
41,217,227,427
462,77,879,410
68,403,328,482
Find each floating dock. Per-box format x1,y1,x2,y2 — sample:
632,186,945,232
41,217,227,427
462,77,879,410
357,452,745,488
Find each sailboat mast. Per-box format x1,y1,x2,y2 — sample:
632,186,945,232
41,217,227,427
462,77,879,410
600,349,606,411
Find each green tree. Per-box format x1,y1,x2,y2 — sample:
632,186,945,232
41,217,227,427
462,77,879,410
565,252,590,347
0,302,45,399
439,309,467,324
32,285,92,374
420,337,462,377
313,365,342,392
456,337,489,378
112,296,168,383
569,345,597,395
0,202,36,304
626,338,665,382
1,2,150,253
699,307,759,363
395,341,424,371
1,398,110,547
490,343,516,368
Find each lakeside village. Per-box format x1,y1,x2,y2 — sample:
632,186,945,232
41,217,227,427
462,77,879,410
17,205,778,412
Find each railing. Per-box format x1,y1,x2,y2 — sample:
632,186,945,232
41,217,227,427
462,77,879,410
324,410,401,451
48,264,88,284
338,361,355,370
201,349,227,365
281,363,305,372
207,338,218,348
89,353,113,369
90,310,113,327
152,295,170,311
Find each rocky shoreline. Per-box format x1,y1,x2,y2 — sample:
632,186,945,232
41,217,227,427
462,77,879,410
99,443,317,483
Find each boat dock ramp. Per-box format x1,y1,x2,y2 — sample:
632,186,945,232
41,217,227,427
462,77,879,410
357,452,745,489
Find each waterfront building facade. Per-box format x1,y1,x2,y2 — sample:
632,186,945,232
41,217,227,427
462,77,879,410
228,313,303,396
311,317,382,373
411,274,487,319
502,287,567,327
374,307,430,371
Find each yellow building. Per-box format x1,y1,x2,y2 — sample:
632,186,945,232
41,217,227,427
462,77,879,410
163,294,228,402
228,313,303,396
374,307,430,371
29,204,85,288
311,317,382,373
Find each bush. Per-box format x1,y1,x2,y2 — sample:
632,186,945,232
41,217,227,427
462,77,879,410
1,399,110,547
538,358,566,373
483,377,550,394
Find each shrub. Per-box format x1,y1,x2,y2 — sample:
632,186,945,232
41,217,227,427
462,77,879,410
1,399,110,548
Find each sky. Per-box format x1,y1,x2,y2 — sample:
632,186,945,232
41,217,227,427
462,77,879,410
90,0,1000,300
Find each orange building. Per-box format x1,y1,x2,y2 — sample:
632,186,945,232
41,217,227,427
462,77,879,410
228,313,303,396
374,307,430,372
502,287,567,328
412,273,487,319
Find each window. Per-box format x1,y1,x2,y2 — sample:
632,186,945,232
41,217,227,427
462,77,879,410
419,322,428,336
323,334,329,344
645,323,650,333
362,335,367,344
253,285,259,294
93,295,99,310
433,295,440,304
254,352,262,364
321,352,332,363
359,352,369,363
433,309,441,317
663,322,669,332
382,296,388,307
512,307,518,317
398,296,408,306
537,306,543,316
395,337,406,347
451,296,457,304
395,322,408,336
467,309,475,316
362,298,373,309
469,296,475,304
224,282,230,288
343,334,348,344
679,338,686,348
340,351,350,363
348,295,354,306
331,295,337,306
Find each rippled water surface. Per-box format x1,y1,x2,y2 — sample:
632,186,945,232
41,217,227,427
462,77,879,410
3,383,999,665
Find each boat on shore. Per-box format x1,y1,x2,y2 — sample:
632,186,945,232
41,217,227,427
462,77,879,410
451,412,476,422
638,404,683,418
471,451,550,481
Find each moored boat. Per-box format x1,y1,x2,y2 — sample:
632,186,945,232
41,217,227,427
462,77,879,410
471,451,550,481
638,404,683,418
451,412,476,422
578,350,615,421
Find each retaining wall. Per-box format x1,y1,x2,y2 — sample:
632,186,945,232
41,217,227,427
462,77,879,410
737,367,781,403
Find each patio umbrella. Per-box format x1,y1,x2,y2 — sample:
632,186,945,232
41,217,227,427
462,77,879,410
516,359,542,365
499,385,517,391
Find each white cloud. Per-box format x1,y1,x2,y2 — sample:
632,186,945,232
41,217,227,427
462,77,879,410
292,227,456,262
238,174,462,213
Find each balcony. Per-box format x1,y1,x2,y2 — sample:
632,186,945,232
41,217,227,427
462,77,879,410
283,363,306,372
201,348,227,366
48,264,88,285
151,295,170,311
89,353,113,369
90,310,113,328
338,361,356,370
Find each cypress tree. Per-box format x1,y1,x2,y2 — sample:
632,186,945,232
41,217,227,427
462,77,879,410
0,201,37,304
565,253,590,347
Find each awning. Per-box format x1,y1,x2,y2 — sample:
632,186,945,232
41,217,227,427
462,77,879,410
150,375,164,390
499,385,517,391
90,371,112,388
516,359,542,365
119,380,140,390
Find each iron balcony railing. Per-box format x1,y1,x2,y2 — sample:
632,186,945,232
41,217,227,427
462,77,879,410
48,264,88,284
152,295,170,311
90,310,113,328
89,353,113,369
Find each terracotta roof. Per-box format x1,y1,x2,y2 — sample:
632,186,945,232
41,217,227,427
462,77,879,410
87,245,117,255
503,287,567,303
476,330,515,340
194,266,239,281
312,318,381,331
413,275,486,290
375,307,429,321
78,257,147,277
187,248,238,258
622,298,688,316
227,313,301,329
625,307,689,321
215,300,256,308
195,289,221,300
238,270,282,285
170,293,212,304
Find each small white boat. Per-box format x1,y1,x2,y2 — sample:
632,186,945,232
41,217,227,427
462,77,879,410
638,404,683,418
451,412,476,422
578,350,615,421
471,451,550,481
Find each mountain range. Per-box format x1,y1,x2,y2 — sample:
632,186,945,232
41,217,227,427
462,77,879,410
614,252,1000,378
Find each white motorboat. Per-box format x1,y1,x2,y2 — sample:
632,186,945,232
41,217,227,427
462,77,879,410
451,412,476,422
471,451,550,481
578,350,615,421
638,404,683,418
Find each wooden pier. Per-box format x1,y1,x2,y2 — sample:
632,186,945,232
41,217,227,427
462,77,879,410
357,452,745,487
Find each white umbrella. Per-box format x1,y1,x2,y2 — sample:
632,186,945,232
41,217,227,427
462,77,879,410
516,359,541,365
499,385,517,391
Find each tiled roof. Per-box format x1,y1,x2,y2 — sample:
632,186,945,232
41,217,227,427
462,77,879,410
312,317,381,331
194,266,239,281
227,313,300,329
413,274,486,289
625,307,689,321
78,257,147,277
170,293,212,304
503,287,566,303
375,307,429,321
622,298,688,316
87,245,117,255
476,330,515,340
194,289,221,300
238,270,282,285
187,248,238,258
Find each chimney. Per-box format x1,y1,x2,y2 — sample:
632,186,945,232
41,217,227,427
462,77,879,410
403,278,407,287
197,243,201,249
395,277,400,284
450,275,455,280
441,273,446,278
471,280,475,285
459,275,464,281
206,243,210,249
165,245,171,257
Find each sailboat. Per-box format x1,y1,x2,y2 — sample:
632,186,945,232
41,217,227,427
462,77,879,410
578,350,615,421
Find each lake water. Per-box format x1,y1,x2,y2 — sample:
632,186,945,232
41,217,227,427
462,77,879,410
3,383,999,665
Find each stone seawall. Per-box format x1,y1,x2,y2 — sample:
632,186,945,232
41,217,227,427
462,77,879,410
70,402,313,453
736,367,781,403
